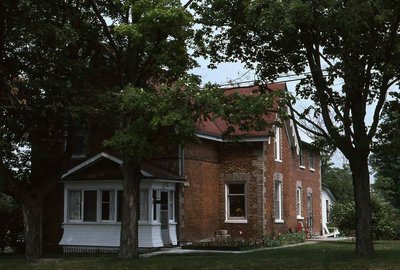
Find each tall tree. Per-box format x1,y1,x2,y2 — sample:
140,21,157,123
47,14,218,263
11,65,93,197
0,0,106,259
194,0,400,255
371,95,400,208
86,0,197,258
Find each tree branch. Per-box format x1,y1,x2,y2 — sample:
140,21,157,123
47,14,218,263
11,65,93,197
291,106,329,138
88,0,123,85
183,0,195,9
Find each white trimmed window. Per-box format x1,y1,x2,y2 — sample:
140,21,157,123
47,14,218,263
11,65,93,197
274,180,283,222
139,190,149,221
68,190,82,221
274,126,282,162
299,148,305,168
296,187,303,219
226,183,246,221
169,191,175,221
309,151,315,170
101,190,115,221
67,189,123,223
83,190,97,222
116,190,123,222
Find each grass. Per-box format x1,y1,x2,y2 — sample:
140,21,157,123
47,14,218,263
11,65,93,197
1,241,400,270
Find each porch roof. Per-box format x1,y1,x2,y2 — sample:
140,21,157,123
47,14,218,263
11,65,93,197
61,152,184,182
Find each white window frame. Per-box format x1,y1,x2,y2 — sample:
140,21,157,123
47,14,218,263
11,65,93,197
274,126,282,162
67,188,123,224
139,189,149,222
225,183,247,223
100,189,116,222
309,151,315,171
299,148,305,168
274,180,284,223
296,187,303,219
67,189,83,222
168,191,175,222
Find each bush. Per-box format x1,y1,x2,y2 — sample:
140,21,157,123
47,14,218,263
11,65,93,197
331,194,400,240
0,193,24,252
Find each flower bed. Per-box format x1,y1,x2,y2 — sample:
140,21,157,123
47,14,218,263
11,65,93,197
182,232,306,251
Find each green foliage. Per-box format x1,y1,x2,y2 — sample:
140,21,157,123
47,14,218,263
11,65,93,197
371,96,400,208
331,194,400,240
322,163,354,202
0,193,24,252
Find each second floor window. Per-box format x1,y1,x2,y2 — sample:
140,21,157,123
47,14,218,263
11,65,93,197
274,126,282,162
309,151,315,170
299,148,305,167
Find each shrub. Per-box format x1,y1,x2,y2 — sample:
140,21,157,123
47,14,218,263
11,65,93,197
331,194,400,240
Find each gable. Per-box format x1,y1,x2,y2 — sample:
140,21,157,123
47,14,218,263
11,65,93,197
61,152,183,182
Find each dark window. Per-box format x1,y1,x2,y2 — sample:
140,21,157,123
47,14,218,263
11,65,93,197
117,190,123,222
101,190,115,221
83,190,97,222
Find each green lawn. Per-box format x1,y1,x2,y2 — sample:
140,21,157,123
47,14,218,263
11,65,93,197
1,241,400,270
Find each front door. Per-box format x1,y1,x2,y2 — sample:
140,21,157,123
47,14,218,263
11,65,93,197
160,191,171,245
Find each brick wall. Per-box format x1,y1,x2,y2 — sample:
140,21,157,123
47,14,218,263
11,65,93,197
181,131,322,242
181,140,220,242
263,125,322,236
218,142,265,239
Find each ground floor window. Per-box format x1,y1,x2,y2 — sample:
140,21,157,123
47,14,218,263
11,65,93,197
296,187,302,218
226,183,246,220
326,199,331,223
274,181,283,222
140,190,149,221
67,189,119,222
68,190,82,221
101,190,115,221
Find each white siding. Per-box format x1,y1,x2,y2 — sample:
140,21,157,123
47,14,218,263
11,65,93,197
60,223,166,248
60,224,120,247
321,188,334,225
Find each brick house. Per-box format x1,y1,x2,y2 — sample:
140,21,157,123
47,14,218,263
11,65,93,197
58,83,322,251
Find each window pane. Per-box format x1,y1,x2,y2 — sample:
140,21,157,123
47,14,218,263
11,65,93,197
102,190,115,221
68,190,82,220
274,181,281,220
83,190,97,222
229,195,245,217
229,184,244,194
117,190,123,222
169,191,174,220
140,190,149,221
153,190,158,221
309,151,314,168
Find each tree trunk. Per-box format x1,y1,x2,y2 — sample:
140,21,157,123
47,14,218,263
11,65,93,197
119,161,141,259
22,195,43,260
350,155,374,256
